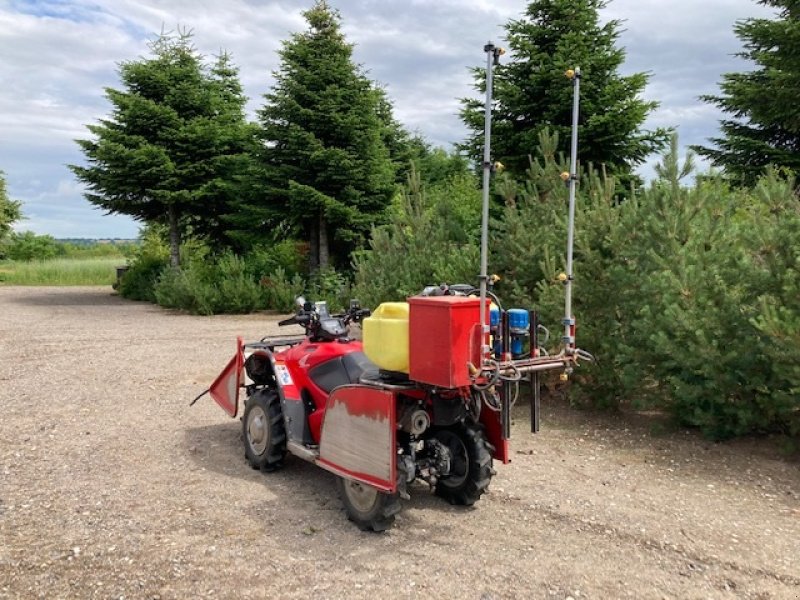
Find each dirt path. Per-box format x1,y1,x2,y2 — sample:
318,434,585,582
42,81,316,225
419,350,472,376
1,286,798,600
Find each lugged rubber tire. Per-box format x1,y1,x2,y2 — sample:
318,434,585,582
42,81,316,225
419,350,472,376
432,421,493,506
243,389,287,472
337,476,402,532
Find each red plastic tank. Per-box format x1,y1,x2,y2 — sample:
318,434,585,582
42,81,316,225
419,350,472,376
408,296,482,388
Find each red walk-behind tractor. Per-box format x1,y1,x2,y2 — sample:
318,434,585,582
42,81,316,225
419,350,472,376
195,44,592,531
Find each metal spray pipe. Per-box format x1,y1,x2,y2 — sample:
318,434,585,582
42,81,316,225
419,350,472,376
563,67,581,352
479,42,503,360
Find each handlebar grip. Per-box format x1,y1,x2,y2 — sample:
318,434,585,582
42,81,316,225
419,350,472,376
278,314,313,327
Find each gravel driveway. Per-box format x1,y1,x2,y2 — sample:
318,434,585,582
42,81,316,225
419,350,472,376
1,286,798,599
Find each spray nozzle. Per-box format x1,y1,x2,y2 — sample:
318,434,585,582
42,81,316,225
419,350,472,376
492,46,505,65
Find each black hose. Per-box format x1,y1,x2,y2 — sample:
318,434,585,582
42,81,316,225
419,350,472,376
472,360,501,391
466,287,504,310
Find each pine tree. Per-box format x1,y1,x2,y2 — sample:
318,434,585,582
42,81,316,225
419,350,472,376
746,171,800,439
71,31,255,266
461,0,669,185
255,1,396,270
694,1,800,185
352,164,480,307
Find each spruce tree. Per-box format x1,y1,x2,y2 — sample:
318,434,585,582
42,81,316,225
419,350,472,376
255,1,396,270
694,1,800,185
71,31,255,266
461,0,669,184
196,52,260,248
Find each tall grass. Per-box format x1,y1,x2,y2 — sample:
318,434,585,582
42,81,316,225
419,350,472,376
0,258,122,286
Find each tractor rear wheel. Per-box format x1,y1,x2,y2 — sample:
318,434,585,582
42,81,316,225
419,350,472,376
337,477,401,532
432,421,493,506
243,388,286,472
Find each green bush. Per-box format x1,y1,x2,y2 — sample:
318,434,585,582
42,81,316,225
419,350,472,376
118,230,345,315
215,253,265,313
258,266,353,313
733,171,800,438
118,255,168,301
153,251,264,315
261,267,307,312
352,166,480,308
153,266,208,312
5,231,59,261
573,144,796,439
490,131,639,407
118,229,169,302
244,239,307,281
307,268,352,312
490,130,570,308
623,170,772,438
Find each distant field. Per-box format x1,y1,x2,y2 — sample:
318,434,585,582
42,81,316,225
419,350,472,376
0,257,124,286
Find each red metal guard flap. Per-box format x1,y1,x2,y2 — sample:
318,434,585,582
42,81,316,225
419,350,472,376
318,385,397,492
480,407,510,464
209,337,244,418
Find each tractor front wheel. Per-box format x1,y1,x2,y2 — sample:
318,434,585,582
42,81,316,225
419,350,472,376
243,388,286,472
432,421,493,506
337,477,401,532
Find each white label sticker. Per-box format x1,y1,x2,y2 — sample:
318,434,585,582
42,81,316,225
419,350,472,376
275,364,293,387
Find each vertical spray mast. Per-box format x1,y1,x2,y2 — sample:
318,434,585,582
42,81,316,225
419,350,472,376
562,67,581,355
479,42,504,360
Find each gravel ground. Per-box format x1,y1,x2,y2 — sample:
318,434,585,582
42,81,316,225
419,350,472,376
1,286,799,600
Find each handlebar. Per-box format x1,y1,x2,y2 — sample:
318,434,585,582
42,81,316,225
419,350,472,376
277,313,313,327
277,305,370,329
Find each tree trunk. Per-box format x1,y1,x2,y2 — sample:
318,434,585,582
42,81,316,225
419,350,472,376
168,204,181,268
318,213,330,270
308,217,319,273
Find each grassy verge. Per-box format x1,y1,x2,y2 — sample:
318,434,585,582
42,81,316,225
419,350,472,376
0,258,124,286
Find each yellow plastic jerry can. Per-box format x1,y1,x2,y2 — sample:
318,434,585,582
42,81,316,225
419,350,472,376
362,302,410,373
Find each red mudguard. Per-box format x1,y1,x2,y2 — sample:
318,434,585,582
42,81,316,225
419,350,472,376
209,337,244,418
481,408,510,464
317,385,397,492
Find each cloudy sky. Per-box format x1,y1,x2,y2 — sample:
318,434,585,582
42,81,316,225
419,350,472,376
0,0,775,239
